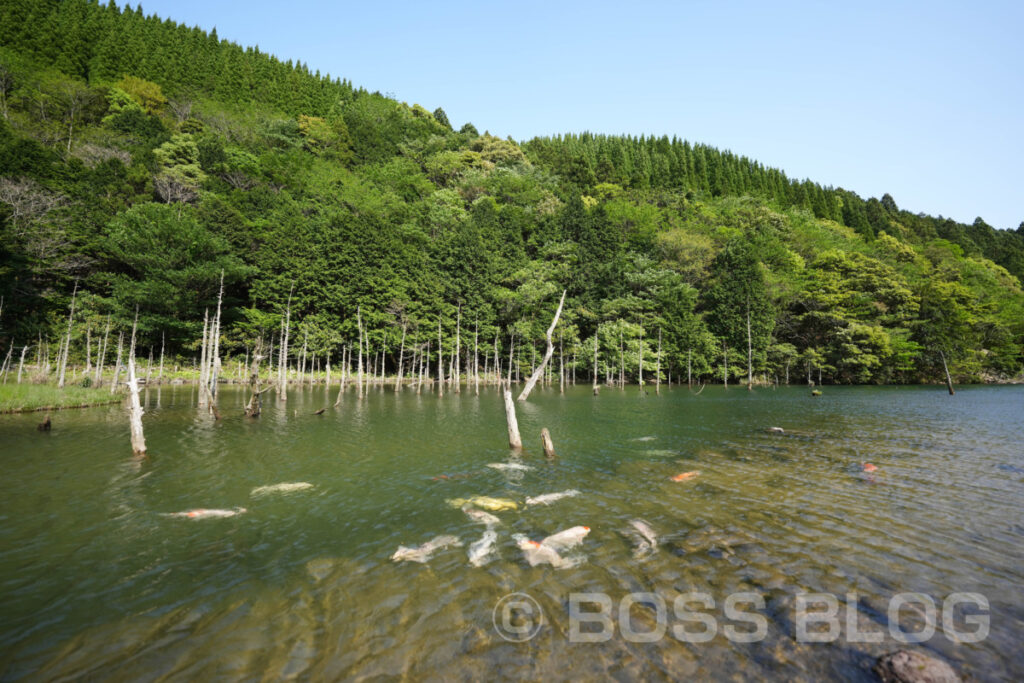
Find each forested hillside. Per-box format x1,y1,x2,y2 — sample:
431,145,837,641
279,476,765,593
1,0,1022,385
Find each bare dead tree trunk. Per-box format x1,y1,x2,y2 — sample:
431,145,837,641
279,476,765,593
474,320,480,395
1,343,12,383
126,310,146,455
592,329,600,395
158,331,165,382
656,328,662,395
559,331,564,394
198,308,210,408
507,332,515,384
85,325,91,372
504,389,522,450
245,340,267,417
619,330,624,389
57,280,78,388
939,349,955,395
454,304,461,393
518,289,566,402
16,344,29,383
357,306,365,399
746,297,753,392
110,331,124,394
436,315,444,396
638,324,644,390
688,348,692,389
541,428,556,457
278,287,293,401
396,323,407,390
208,272,224,412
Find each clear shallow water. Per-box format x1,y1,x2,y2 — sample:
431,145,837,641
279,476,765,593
0,384,1022,680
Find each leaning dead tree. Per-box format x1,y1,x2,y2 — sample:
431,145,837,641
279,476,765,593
517,289,566,402
126,310,146,455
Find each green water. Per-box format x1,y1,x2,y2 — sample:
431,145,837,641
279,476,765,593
1,384,1022,680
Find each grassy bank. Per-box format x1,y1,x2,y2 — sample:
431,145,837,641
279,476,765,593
0,384,123,414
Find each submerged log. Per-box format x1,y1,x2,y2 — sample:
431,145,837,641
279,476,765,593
37,414,51,431
503,389,522,450
541,428,556,457
313,408,326,415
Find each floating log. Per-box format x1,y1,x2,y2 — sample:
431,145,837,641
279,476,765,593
313,408,326,415
503,389,522,450
541,428,556,457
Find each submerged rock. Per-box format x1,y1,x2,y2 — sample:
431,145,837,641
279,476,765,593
874,650,960,683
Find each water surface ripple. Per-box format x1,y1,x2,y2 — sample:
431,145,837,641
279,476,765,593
1,384,1022,680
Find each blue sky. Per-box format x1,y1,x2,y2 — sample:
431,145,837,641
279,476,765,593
131,1,1022,230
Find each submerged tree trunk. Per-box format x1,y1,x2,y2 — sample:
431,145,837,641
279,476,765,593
504,389,522,450
746,299,753,392
454,304,461,393
198,308,210,407
396,323,407,390
541,428,556,457
126,311,146,455
278,287,293,401
656,328,662,395
357,306,365,399
437,315,444,396
723,342,729,389
638,325,644,390
939,349,955,395
245,340,267,417
518,290,566,402
618,331,625,388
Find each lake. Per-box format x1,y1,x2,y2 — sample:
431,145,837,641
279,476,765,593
1,383,1021,680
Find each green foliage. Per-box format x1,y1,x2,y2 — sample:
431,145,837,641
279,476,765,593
0,2,1021,386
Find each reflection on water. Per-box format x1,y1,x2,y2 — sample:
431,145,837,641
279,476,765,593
1,384,1022,680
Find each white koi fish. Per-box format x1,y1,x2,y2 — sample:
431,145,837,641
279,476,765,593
524,489,580,506
539,525,590,551
250,482,314,497
487,463,534,472
390,535,463,563
627,519,658,559
165,507,247,520
468,529,498,567
463,506,501,526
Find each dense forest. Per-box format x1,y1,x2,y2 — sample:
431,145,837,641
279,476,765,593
1,0,1022,386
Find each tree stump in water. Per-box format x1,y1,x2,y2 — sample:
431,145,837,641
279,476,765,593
37,415,51,431
874,650,960,683
503,389,522,450
541,428,556,457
